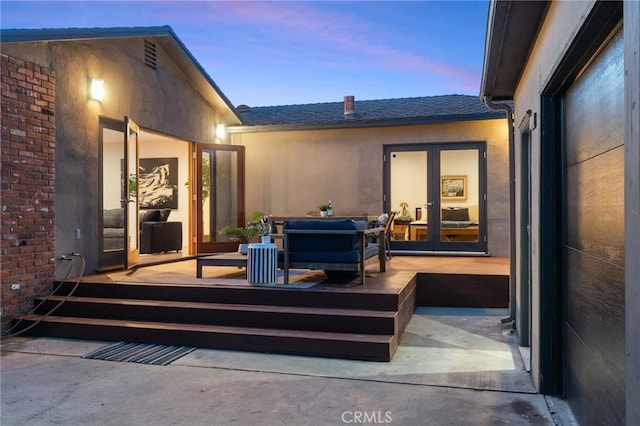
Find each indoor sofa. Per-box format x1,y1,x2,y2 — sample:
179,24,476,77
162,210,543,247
281,219,386,285
102,208,182,254
139,209,182,254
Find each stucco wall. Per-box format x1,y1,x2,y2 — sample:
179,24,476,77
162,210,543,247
2,37,228,273
510,0,596,391
231,118,510,256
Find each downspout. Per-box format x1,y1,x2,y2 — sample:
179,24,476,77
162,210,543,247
483,96,516,324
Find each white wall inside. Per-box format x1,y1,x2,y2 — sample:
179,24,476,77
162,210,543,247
139,132,190,251
390,151,427,219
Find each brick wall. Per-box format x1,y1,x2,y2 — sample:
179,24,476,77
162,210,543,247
1,54,56,332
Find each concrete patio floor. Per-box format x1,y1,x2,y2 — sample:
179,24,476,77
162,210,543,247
1,306,577,425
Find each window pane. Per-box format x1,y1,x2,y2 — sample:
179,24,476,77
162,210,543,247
440,149,479,242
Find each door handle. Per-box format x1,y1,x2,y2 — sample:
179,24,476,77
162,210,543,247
426,202,434,206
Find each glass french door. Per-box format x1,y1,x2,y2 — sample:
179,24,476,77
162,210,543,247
195,143,245,253
98,117,141,269
384,143,486,253
124,117,140,268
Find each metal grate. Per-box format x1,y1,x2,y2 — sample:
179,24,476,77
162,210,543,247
83,342,195,365
144,39,157,70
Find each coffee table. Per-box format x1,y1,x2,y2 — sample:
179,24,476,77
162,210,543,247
196,252,247,278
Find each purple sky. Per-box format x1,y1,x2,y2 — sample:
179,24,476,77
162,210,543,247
1,1,489,107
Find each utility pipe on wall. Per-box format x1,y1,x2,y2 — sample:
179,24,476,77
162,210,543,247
483,96,516,324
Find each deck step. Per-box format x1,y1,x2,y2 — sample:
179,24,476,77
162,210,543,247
17,315,395,361
35,296,398,335
53,281,402,311
17,272,417,361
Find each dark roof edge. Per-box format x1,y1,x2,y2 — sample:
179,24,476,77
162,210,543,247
479,0,502,99
228,113,506,134
0,26,173,43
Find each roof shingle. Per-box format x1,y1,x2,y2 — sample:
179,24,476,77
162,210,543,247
234,95,506,129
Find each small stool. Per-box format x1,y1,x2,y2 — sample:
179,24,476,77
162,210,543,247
247,243,278,285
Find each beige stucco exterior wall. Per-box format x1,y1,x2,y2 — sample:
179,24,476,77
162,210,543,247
510,0,596,390
230,118,510,256
1,37,232,273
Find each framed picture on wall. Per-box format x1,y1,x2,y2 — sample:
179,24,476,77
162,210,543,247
441,175,467,200
138,157,179,209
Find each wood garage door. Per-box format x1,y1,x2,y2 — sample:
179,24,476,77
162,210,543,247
563,27,624,424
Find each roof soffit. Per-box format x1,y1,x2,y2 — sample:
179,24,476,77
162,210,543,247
480,0,549,100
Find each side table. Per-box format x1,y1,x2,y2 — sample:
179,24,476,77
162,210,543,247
247,243,278,285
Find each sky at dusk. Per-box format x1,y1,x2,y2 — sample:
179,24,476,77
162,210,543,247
1,1,490,107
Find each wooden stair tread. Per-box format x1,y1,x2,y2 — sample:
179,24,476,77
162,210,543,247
40,296,397,318
71,279,407,294
21,315,394,343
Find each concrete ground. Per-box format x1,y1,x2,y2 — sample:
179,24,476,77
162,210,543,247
1,308,577,426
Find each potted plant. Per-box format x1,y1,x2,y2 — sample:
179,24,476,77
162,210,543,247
318,203,330,217
219,211,269,253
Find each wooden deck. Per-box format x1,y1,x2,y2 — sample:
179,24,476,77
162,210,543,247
15,256,508,361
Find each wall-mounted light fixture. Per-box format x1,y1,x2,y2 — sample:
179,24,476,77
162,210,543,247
89,78,105,102
215,123,226,139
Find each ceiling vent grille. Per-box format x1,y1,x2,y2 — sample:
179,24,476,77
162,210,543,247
144,40,157,70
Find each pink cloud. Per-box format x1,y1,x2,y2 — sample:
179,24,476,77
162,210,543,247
155,1,479,93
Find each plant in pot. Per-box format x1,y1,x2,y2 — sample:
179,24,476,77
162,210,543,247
219,211,270,254
318,203,330,217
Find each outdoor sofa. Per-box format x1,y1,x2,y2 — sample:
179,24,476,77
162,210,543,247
281,219,386,285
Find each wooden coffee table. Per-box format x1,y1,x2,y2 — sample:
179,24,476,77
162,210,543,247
196,252,247,278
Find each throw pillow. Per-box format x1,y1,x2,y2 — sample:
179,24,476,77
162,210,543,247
158,209,171,221
442,208,469,221
140,209,161,224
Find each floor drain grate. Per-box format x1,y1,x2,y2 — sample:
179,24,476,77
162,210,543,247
83,342,195,366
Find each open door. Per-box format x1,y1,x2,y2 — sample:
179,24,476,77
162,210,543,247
124,117,140,268
195,143,245,253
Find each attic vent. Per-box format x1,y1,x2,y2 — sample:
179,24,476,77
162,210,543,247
236,105,250,113
144,40,157,70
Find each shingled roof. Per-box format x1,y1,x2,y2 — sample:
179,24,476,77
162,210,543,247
230,94,506,132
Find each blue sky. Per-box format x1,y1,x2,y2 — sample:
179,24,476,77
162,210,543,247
1,1,489,107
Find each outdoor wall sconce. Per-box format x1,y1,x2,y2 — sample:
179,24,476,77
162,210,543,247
215,123,226,139
89,78,105,102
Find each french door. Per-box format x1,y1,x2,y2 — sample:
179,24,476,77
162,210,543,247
195,143,245,253
384,143,486,253
98,116,140,270
124,117,140,268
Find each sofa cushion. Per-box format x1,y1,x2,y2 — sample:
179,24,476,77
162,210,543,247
103,227,124,238
284,220,367,252
103,208,124,228
284,243,379,263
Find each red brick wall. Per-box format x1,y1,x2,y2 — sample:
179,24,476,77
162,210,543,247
1,54,56,332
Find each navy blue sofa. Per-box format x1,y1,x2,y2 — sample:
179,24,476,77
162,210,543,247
281,219,386,285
